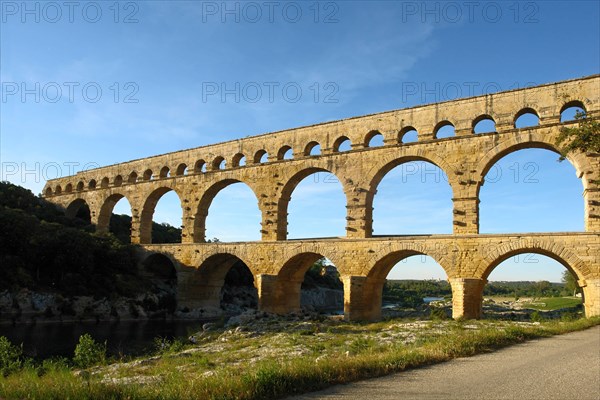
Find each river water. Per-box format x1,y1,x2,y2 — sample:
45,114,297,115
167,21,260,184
0,320,206,359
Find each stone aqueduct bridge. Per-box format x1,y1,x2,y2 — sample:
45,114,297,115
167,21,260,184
44,75,600,320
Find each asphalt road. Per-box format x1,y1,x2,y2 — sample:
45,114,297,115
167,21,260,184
288,326,600,400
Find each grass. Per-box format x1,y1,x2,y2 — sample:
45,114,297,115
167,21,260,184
521,297,582,310
0,317,598,400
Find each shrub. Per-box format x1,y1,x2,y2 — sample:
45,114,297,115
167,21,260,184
73,334,106,368
0,336,23,376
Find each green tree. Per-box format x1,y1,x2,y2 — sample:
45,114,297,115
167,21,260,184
562,270,581,296
556,111,600,161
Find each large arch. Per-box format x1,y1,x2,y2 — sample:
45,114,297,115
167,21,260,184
477,143,585,233
65,198,91,221
178,253,256,312
97,193,133,242
194,179,260,243
277,167,347,240
139,187,184,244
368,155,455,236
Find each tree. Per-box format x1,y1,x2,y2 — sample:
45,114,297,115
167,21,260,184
562,270,581,296
555,111,600,161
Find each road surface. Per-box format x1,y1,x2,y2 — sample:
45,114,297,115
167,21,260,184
288,326,600,400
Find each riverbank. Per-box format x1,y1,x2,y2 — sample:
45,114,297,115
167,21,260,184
1,312,598,399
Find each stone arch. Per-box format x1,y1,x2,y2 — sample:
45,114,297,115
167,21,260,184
254,149,268,164
472,114,497,134
353,248,451,321
64,183,73,193
159,166,170,178
194,179,260,242
65,198,91,220
398,126,418,143
143,169,153,181
175,163,188,176
304,141,321,156
364,130,384,147
277,145,293,160
88,179,97,190
97,192,132,236
366,154,456,237
560,100,586,116
54,185,62,195
475,140,588,195
433,120,455,139
100,177,109,188
128,171,138,184
479,242,590,282
212,156,225,170
332,136,351,152
276,167,348,240
232,153,246,167
194,159,206,173
76,181,85,191
139,187,184,244
45,187,53,196
178,252,256,312
514,107,540,128
114,175,123,187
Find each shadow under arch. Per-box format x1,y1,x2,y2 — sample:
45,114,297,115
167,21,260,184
360,250,450,320
277,167,347,240
65,198,91,222
193,178,260,243
264,251,341,315
179,252,256,313
139,187,184,244
367,155,454,237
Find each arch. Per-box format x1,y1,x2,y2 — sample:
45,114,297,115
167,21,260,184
514,107,540,128
367,155,454,237
304,141,321,156
254,149,268,164
433,120,455,139
277,145,293,160
139,187,183,244
54,185,62,195
65,198,90,220
476,141,586,195
399,126,418,143
159,166,170,179
141,253,177,282
277,168,347,240
212,156,225,170
128,171,138,184
64,183,73,193
175,163,188,176
364,130,384,147
473,114,497,134
481,246,587,284
332,136,351,152
194,179,260,242
88,179,97,190
45,187,53,196
97,192,132,238
76,181,84,191
114,175,123,187
194,159,206,174
232,153,246,167
560,100,586,122
100,177,109,188
143,169,153,181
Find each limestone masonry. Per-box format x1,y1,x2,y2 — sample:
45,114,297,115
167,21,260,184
44,75,600,320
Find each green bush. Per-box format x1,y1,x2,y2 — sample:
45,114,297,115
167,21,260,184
0,336,23,376
73,334,106,368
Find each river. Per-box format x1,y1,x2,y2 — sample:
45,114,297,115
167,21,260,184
0,320,206,359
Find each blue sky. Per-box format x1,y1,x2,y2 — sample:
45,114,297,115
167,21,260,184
1,1,598,282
